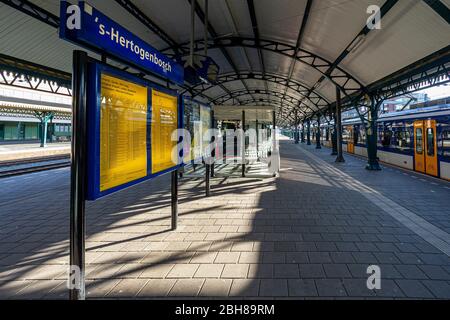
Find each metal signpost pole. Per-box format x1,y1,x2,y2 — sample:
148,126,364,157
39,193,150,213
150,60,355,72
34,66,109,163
205,164,211,197
171,170,178,230
242,110,246,177
211,110,215,178
69,50,88,300
272,110,278,177
256,119,260,161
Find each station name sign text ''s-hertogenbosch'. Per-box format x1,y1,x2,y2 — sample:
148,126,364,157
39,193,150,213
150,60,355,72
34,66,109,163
59,1,184,85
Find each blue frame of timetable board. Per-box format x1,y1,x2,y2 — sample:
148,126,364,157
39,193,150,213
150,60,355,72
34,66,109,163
183,97,212,163
86,62,184,200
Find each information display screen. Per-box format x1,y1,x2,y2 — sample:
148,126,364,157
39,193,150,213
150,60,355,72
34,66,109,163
100,74,148,191
151,89,179,174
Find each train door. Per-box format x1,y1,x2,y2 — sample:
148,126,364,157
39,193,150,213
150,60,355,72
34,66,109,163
414,120,438,176
425,120,438,177
347,127,355,154
414,121,425,173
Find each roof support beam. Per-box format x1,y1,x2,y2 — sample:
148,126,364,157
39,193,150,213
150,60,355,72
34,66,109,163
187,71,330,112
114,0,182,53
423,0,450,24
283,0,314,97
1,1,218,103
0,0,59,28
163,37,364,97
368,44,450,99
195,71,330,100
223,0,254,78
305,0,398,102
330,45,450,112
187,0,249,104
296,0,398,119
247,0,270,97
212,89,316,115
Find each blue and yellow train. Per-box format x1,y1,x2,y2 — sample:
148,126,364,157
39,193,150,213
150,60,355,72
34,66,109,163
320,104,450,181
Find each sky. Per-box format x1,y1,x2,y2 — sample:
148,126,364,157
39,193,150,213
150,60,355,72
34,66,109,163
416,83,450,100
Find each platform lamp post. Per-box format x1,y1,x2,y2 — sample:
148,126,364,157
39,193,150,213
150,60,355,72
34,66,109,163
242,110,246,177
69,50,88,300
171,129,180,230
335,86,345,163
205,163,211,197
256,119,260,161
171,170,178,230
210,110,216,178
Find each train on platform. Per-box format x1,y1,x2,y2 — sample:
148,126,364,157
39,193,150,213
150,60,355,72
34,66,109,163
318,104,450,181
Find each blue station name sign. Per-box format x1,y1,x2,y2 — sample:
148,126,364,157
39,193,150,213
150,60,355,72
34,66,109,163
60,1,184,85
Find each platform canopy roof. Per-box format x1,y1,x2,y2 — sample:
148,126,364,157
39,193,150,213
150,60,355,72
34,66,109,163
0,100,72,114
0,0,449,125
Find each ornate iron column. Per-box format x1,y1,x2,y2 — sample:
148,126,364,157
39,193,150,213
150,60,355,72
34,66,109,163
335,87,345,163
316,114,321,149
306,119,311,145
366,95,382,170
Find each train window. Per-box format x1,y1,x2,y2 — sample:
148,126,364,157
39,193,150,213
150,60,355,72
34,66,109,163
416,128,423,154
427,128,435,156
442,131,450,158
395,130,411,150
382,130,392,147
359,127,366,145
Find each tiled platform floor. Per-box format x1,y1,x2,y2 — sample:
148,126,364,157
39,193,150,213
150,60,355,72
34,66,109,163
0,140,450,299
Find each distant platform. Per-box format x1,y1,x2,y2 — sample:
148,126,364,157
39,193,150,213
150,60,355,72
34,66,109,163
0,143,71,162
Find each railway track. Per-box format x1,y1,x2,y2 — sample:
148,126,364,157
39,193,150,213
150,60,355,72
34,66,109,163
0,155,71,178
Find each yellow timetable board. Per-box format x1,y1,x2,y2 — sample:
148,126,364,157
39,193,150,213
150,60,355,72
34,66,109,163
151,89,178,174
100,74,148,192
